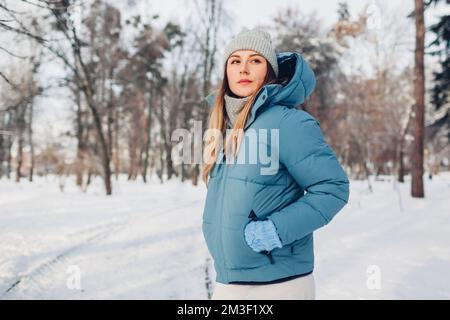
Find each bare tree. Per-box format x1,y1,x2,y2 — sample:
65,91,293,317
0,0,45,84
34,0,116,194
190,0,226,185
0,60,41,182
272,6,344,123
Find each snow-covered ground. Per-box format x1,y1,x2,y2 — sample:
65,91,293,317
0,172,449,299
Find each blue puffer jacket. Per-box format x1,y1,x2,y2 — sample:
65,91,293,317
202,51,350,284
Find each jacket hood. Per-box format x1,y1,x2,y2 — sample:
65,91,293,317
204,51,316,111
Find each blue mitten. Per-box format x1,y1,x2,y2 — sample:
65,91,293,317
244,219,283,253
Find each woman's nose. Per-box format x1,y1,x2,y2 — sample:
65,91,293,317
239,61,249,74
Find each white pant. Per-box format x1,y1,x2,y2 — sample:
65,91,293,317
211,273,315,300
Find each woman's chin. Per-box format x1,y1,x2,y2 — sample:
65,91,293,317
231,88,255,98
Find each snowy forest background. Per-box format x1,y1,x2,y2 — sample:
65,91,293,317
0,0,449,299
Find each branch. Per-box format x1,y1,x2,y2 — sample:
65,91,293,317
193,0,208,30
39,41,78,74
19,0,51,10
0,46,28,59
0,3,22,14
0,70,14,86
0,21,46,43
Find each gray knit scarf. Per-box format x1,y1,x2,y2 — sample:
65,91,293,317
224,93,250,127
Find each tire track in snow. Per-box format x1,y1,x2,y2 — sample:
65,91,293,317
0,199,201,298
1,219,126,298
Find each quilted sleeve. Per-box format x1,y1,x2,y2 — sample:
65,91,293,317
267,110,350,246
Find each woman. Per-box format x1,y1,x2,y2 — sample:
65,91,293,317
201,28,350,300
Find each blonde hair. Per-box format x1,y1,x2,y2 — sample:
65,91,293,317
202,61,277,186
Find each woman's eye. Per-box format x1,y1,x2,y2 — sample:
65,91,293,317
230,59,260,64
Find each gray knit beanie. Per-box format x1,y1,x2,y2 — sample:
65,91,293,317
223,27,279,77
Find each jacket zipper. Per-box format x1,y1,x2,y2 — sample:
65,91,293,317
220,151,229,279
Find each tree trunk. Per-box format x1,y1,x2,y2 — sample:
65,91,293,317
107,68,114,163
399,106,413,183
398,148,405,183
142,90,153,183
165,142,174,180
80,76,112,194
113,105,120,180
6,131,12,179
15,129,23,183
75,88,84,187
158,143,165,183
27,101,35,182
15,106,26,183
0,132,4,178
127,141,137,181
191,164,199,186
87,98,112,194
74,36,112,195
412,0,425,198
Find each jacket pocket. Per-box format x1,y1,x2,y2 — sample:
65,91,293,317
291,234,313,255
248,209,294,263
221,221,269,270
247,208,281,264
272,235,311,258
248,209,258,221
270,243,294,258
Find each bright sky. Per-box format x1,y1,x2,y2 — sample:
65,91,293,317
142,0,411,32
121,0,447,60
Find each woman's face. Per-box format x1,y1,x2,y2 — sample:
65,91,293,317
226,50,268,98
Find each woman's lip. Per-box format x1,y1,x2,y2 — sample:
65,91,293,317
238,81,252,84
